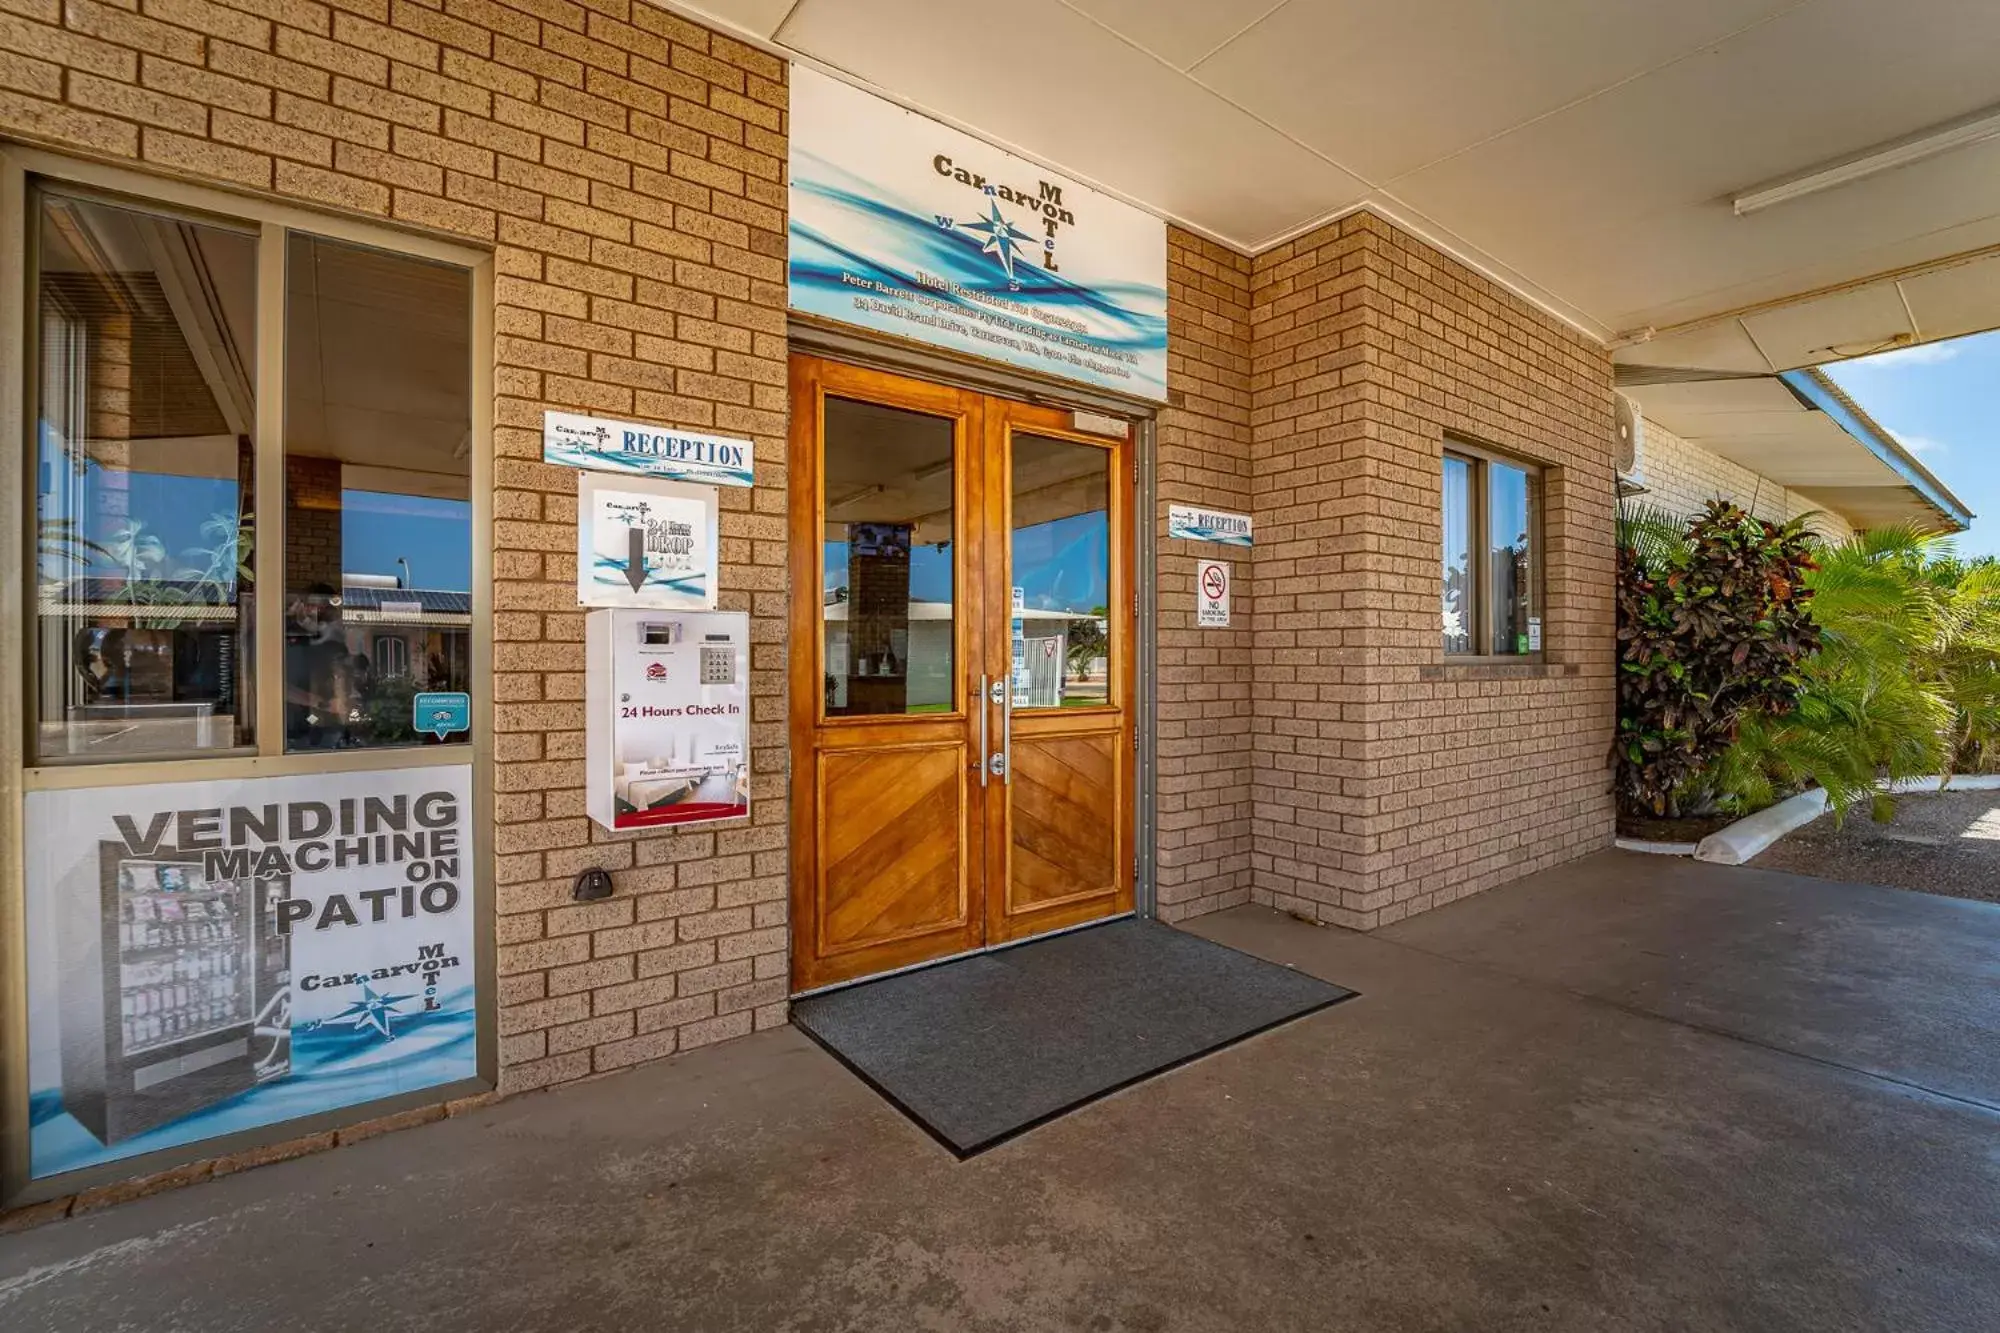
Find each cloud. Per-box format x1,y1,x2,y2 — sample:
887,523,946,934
1843,341,1962,370
1890,432,1950,457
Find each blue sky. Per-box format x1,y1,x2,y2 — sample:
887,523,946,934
1822,330,2000,556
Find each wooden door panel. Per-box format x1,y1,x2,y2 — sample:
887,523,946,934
1008,732,1119,911
818,743,969,953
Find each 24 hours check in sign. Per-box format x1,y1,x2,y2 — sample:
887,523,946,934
788,65,1168,401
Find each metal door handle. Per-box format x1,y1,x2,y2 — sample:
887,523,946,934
1000,675,1012,784
977,674,989,788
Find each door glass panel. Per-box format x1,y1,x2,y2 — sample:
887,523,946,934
1010,432,1110,709
284,233,473,751
32,193,258,761
821,396,956,717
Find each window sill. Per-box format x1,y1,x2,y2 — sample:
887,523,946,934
1420,659,1576,681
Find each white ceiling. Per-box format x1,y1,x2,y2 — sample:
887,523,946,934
672,0,2000,354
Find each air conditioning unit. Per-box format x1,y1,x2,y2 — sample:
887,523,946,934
1613,392,1647,493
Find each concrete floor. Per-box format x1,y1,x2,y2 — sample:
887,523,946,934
3,851,1997,1332
1754,788,2000,905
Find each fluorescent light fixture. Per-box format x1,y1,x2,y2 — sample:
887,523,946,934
1734,105,2000,216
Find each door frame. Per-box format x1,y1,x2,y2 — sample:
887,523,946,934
785,326,1159,994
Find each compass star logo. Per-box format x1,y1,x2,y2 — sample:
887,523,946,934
960,200,1033,281
331,981,415,1040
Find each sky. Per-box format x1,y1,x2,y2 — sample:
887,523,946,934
1821,329,2000,557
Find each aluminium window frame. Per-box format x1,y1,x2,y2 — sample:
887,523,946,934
1441,437,1546,665
0,146,496,1209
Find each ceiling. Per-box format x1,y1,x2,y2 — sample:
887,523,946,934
673,0,2000,357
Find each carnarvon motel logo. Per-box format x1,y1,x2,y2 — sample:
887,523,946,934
932,154,1078,281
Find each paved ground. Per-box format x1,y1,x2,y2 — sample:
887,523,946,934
3,850,1997,1332
1754,787,2000,904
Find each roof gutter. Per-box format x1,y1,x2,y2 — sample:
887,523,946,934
1776,368,1974,532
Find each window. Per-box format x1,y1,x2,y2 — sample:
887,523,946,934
282,233,471,752
1010,432,1112,709
32,194,258,759
1441,445,1541,657
27,182,477,764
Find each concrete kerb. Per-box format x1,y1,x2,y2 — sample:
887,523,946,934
1690,773,2000,866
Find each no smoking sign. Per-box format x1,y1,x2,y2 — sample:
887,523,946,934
1196,558,1231,628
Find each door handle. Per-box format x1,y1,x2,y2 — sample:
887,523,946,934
977,673,989,788
998,675,1012,784
984,676,1009,781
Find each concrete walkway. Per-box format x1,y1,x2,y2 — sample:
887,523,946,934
3,851,1996,1332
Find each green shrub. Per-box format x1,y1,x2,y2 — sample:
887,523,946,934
1716,526,2000,815
1614,500,1822,818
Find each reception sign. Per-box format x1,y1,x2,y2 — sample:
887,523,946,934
544,410,753,487
24,766,478,1179
789,65,1168,401
1168,504,1254,547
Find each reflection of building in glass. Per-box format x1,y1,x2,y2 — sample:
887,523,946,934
283,578,472,751
822,595,1105,710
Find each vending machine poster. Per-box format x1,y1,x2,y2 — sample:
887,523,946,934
23,765,478,1180
578,473,719,610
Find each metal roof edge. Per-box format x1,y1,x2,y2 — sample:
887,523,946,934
1778,368,1975,532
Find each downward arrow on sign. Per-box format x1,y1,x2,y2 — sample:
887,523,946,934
624,526,647,593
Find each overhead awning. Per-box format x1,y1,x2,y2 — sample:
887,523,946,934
1618,367,1971,532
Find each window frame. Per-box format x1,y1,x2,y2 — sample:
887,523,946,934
1,146,497,1208
1440,439,1546,663
6,149,493,779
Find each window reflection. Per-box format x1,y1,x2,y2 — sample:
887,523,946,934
1010,433,1111,709
821,397,956,717
33,194,258,759
1441,455,1473,655
283,234,472,751
1488,462,1535,655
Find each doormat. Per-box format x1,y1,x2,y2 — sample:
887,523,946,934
790,918,1357,1157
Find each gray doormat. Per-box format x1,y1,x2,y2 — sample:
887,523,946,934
791,918,1356,1156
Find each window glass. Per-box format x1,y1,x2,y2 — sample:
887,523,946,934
1488,462,1536,655
1441,454,1473,655
284,233,472,751
820,396,956,717
32,194,258,760
1010,432,1111,708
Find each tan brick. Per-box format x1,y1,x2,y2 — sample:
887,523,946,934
65,0,205,65
277,89,391,150
70,70,206,134
208,42,331,100
143,0,268,47
333,73,439,131
275,26,389,83
143,127,271,187
0,12,135,79
0,53,57,97
275,159,390,212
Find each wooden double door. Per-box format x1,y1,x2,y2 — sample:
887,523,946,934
788,357,1135,991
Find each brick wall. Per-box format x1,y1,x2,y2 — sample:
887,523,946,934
0,0,793,1092
284,453,343,592
1248,212,1618,928
1636,420,1855,541
1153,229,1254,921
